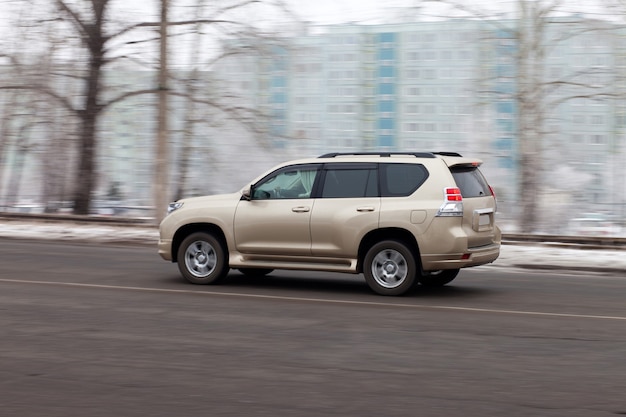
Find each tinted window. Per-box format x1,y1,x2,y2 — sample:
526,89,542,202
321,168,378,198
380,163,429,197
451,167,491,198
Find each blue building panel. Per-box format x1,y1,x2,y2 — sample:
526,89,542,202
497,119,514,133
378,32,396,43
271,76,286,88
378,135,394,147
379,48,395,61
498,158,514,169
378,118,394,130
379,83,394,95
495,138,514,151
379,66,394,78
497,102,514,114
375,32,398,149
272,92,286,104
379,100,394,113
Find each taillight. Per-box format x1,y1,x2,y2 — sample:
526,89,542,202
436,187,464,217
488,185,497,211
445,187,463,201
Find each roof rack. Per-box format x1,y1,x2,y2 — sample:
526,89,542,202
433,151,463,157
318,151,463,158
319,152,436,158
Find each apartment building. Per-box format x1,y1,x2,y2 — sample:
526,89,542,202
215,18,626,223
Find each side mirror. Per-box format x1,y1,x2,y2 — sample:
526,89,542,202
241,185,252,200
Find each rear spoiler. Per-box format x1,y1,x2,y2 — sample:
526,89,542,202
438,155,483,168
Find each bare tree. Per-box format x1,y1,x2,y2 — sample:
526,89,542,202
0,0,156,214
413,0,624,233
156,0,296,218
1,0,296,219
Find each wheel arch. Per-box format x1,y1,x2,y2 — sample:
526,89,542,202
357,228,421,274
171,223,227,263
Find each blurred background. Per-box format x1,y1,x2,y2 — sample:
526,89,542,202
0,0,624,235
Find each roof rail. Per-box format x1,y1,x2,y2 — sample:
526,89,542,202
318,152,437,158
433,151,463,157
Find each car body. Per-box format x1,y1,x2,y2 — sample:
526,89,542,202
159,152,501,295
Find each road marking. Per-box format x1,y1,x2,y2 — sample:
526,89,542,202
2,277,626,321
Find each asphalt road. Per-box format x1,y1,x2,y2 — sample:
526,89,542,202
1,239,626,417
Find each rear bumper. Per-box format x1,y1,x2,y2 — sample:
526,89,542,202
421,243,500,271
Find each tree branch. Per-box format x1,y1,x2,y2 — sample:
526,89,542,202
0,85,78,115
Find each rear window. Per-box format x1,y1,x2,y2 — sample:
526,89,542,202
451,167,491,198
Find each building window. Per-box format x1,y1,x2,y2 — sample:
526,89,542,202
406,87,420,96
407,51,419,61
405,122,419,132
405,104,419,114
591,134,605,145
423,69,436,79
441,50,453,60
407,69,419,79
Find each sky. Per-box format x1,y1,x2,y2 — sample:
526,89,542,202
0,0,621,65
105,0,419,24
0,0,621,36
288,0,418,24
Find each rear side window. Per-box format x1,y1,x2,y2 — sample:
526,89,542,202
380,163,429,197
451,167,491,198
321,166,378,198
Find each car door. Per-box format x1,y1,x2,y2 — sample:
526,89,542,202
234,164,320,256
310,163,380,257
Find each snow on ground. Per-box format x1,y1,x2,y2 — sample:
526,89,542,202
0,221,159,245
0,220,624,274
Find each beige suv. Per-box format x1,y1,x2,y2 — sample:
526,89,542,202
158,152,501,295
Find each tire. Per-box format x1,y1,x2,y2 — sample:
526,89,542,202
419,269,460,288
363,240,417,296
237,268,274,277
177,232,229,284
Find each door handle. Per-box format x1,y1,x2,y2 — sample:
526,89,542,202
292,206,310,213
357,207,375,212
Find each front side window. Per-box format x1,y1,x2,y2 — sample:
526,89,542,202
253,166,319,199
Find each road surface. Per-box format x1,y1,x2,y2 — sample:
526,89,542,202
1,239,626,417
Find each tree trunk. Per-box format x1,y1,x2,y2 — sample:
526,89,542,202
154,0,170,223
516,0,546,233
175,0,206,202
71,1,107,215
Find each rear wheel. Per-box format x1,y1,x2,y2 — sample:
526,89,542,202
419,269,460,288
363,240,417,296
237,268,274,277
177,232,229,284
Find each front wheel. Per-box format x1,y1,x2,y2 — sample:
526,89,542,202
419,269,460,288
363,240,417,296
177,232,229,284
